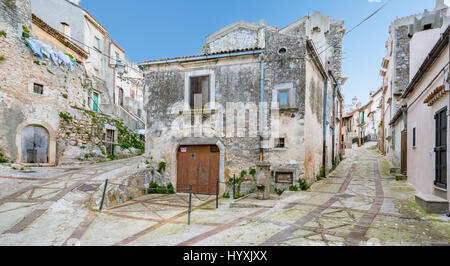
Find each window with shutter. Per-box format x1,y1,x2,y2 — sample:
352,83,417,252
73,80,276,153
189,76,210,109
434,107,447,189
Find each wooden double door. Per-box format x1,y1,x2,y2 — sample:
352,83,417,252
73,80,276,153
434,107,447,189
177,145,220,195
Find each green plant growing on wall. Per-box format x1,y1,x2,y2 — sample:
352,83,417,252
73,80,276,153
275,188,285,196
298,179,310,191
0,153,9,163
62,93,68,99
59,112,73,123
157,162,166,173
33,60,40,65
319,168,325,178
249,168,256,177
47,69,54,75
0,56,5,62
114,119,145,153
0,30,6,37
147,182,174,194
290,185,299,191
226,174,245,199
167,183,175,194
240,170,247,179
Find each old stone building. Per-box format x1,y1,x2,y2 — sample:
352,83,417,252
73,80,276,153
141,12,345,195
0,0,144,165
31,0,145,132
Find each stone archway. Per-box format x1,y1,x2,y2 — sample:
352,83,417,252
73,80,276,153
16,120,57,165
21,126,49,163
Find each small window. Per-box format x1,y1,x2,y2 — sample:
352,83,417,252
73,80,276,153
275,138,285,148
118,87,124,107
115,52,120,64
278,47,287,56
94,37,100,50
92,92,99,112
278,90,289,108
190,76,210,109
33,83,43,94
61,22,70,37
423,24,432,30
412,127,416,147
392,129,396,149
275,172,293,184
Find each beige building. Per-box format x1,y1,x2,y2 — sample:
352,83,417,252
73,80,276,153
402,24,450,214
380,1,449,172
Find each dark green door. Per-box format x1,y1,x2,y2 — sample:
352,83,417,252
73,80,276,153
93,92,99,112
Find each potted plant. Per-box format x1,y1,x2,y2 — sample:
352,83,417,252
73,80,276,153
22,25,30,38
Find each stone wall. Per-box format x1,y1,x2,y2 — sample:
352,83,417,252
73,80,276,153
395,25,410,93
0,0,86,163
0,0,143,165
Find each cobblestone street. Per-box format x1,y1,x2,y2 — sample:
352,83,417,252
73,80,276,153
0,144,448,246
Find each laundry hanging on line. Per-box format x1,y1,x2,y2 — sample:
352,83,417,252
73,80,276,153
26,38,74,71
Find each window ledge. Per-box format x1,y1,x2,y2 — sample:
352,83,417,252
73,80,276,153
434,186,447,192
180,109,217,115
272,148,288,151
271,107,299,112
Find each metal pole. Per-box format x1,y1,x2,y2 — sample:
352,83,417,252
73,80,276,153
233,174,236,200
216,178,219,209
99,179,108,213
188,184,192,225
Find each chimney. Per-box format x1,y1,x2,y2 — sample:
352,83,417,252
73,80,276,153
68,0,81,5
436,0,447,10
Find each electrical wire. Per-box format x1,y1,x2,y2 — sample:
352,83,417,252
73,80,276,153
317,0,393,57
1,0,392,74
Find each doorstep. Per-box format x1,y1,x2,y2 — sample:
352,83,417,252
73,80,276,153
415,193,449,214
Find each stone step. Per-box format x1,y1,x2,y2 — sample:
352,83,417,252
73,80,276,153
415,193,449,214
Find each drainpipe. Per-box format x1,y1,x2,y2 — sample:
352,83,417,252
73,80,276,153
339,99,343,157
323,77,328,172
332,84,337,165
381,78,386,154
259,53,265,162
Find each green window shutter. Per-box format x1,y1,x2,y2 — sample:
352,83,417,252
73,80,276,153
93,92,99,112
361,111,365,124
391,129,395,149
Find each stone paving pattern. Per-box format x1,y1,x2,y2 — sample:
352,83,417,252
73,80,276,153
0,145,449,246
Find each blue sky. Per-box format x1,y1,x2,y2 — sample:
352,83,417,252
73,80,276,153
80,0,440,106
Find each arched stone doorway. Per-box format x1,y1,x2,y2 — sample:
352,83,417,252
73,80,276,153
21,126,49,163
15,121,57,165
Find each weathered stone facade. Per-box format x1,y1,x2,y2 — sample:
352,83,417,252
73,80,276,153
0,0,143,165
141,13,343,196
